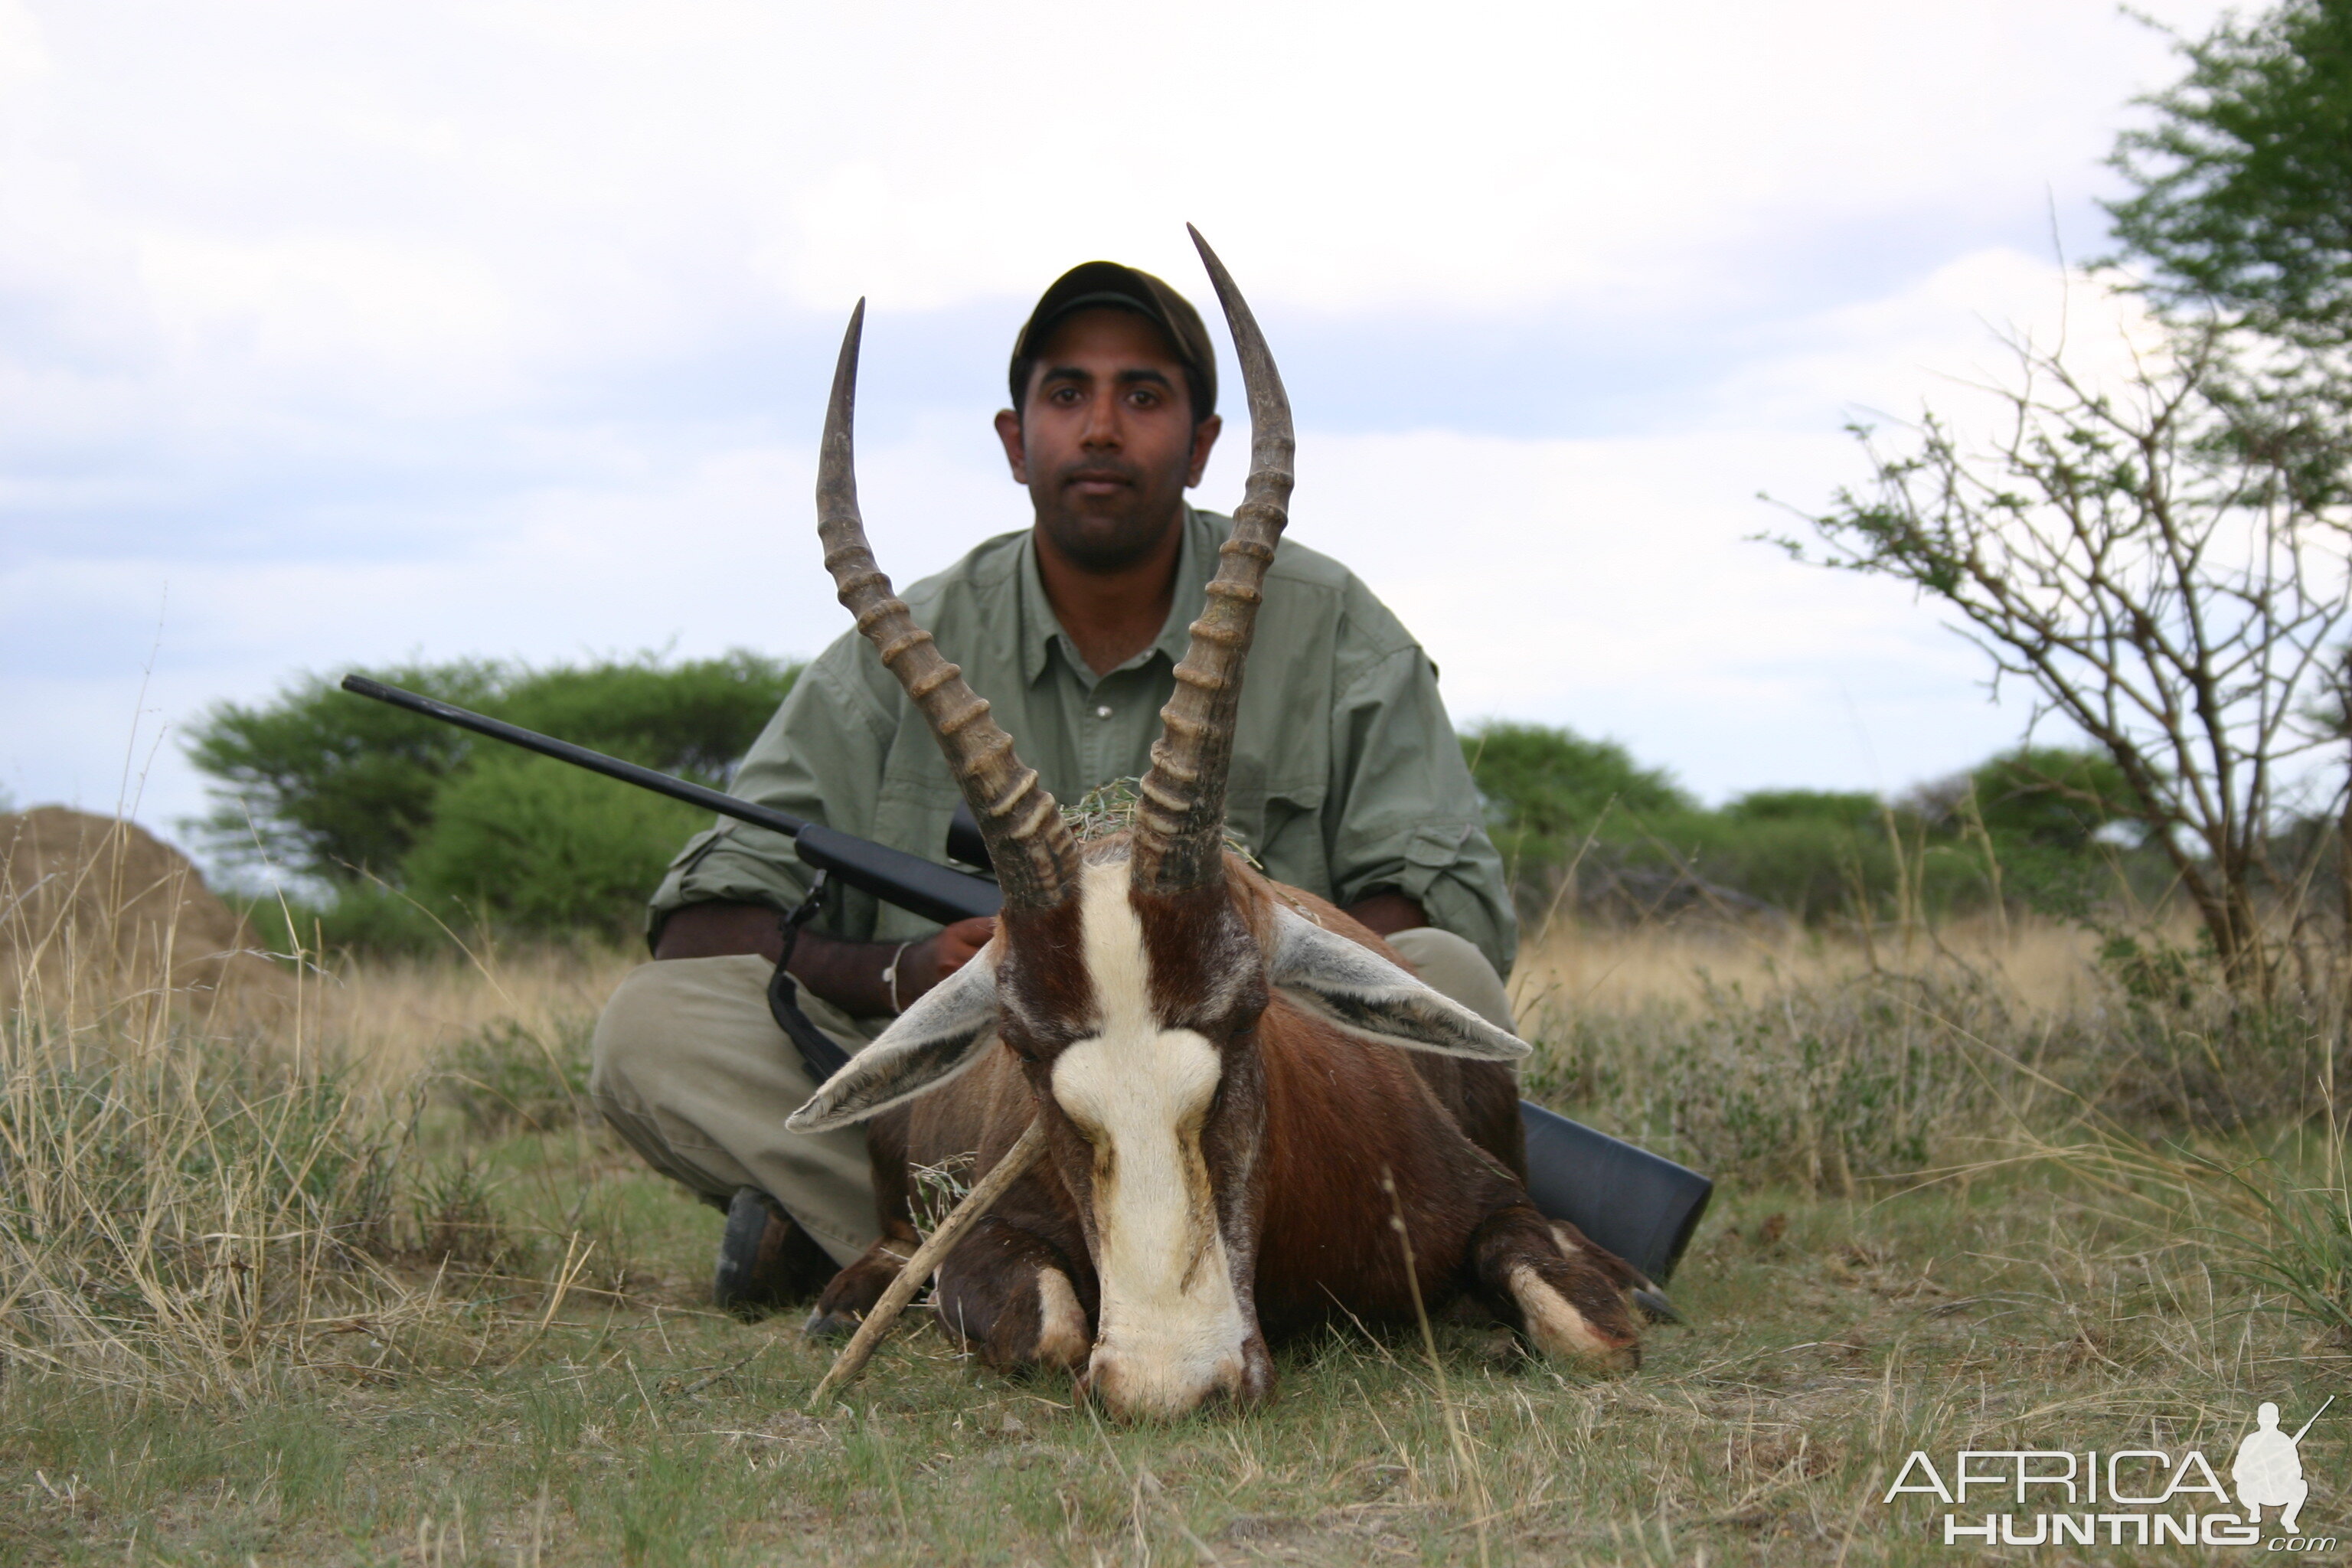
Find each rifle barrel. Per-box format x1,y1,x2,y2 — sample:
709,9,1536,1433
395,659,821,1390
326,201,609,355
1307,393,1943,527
338,675,1001,926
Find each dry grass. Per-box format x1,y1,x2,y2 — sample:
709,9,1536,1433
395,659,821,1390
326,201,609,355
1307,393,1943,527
4,851,2348,1563
1510,914,2115,1020
299,942,640,1093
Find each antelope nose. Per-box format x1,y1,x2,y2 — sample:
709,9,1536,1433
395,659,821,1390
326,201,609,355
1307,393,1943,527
1083,1336,1274,1419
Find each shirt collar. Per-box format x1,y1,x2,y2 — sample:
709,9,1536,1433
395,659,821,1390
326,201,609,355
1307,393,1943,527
1018,505,1212,687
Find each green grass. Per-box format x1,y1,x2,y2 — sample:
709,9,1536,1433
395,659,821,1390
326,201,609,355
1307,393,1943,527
6,939,2351,1563
4,1128,2341,1565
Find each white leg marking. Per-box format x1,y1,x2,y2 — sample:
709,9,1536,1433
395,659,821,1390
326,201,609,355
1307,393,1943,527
1508,1262,1637,1371
1049,861,1253,1416
1034,1267,1089,1368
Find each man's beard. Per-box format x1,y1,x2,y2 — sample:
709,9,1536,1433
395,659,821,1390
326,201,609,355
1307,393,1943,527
1031,455,1184,572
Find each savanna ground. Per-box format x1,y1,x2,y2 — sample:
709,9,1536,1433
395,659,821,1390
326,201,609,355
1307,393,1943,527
5,895,2350,1566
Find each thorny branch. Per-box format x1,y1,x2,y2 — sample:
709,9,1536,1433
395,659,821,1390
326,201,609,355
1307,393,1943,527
1774,316,2352,998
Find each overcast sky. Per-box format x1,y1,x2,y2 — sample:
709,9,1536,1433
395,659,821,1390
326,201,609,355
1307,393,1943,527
0,0,2229,854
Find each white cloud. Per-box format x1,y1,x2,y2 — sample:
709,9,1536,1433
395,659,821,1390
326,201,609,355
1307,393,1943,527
1,251,2102,823
6,0,2223,358
0,0,2241,851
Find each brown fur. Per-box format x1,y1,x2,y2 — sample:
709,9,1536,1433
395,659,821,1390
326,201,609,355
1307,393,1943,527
809,851,1640,1403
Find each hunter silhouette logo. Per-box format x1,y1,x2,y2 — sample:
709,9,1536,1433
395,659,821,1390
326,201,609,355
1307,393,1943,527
2233,1396,2330,1536
1877,1396,2334,1550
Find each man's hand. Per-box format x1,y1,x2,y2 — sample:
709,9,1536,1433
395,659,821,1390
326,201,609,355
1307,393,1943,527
898,916,997,1005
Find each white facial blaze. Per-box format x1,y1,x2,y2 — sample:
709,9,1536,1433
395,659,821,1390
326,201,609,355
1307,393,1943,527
1048,861,1252,1414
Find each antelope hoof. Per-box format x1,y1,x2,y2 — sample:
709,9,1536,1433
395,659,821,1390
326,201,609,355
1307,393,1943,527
1507,1261,1640,1373
802,1237,911,1341
802,1305,861,1340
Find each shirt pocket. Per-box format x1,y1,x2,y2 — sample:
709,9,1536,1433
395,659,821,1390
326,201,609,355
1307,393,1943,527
1397,821,1475,900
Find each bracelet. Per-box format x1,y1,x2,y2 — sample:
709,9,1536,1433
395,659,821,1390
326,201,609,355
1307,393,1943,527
881,942,913,1014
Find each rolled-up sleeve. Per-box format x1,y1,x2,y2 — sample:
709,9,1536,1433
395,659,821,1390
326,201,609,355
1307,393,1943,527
1324,645,1517,976
645,639,893,946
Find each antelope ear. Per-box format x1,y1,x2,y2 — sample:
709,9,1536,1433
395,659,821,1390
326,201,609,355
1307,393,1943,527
786,952,1002,1132
1268,906,1529,1061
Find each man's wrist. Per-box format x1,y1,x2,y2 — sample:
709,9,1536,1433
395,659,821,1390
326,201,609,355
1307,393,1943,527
792,929,918,1020
880,942,914,1014
1345,890,1426,937
651,900,787,962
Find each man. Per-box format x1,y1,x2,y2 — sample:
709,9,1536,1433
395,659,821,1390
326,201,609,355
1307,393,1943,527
590,260,1518,1313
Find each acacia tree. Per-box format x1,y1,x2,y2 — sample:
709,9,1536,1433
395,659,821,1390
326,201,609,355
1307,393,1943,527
2105,0,2352,348
1779,320,2352,998
185,652,799,918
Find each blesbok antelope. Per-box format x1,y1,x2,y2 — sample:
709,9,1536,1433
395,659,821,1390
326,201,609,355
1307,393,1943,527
786,230,1643,1418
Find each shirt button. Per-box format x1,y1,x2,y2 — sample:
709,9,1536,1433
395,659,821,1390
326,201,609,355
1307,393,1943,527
1095,704,1112,720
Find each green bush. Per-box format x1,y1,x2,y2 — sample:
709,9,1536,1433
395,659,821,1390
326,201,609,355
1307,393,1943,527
490,658,791,782
437,1014,596,1136
1461,720,1689,848
1462,720,1916,923
1459,724,2145,926
1719,789,1881,830
188,652,799,950
403,755,710,944
1651,811,1889,922
1968,747,2137,849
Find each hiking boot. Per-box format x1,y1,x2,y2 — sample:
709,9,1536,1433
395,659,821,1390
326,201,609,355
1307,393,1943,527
712,1187,835,1318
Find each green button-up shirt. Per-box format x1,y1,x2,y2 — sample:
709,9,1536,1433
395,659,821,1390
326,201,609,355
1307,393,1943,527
648,506,1517,975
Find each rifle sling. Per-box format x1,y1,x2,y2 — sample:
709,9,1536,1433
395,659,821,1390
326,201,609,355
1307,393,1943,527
765,873,854,1083
769,965,854,1083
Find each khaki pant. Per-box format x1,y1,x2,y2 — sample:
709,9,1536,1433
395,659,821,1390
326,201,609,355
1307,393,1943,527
590,926,1514,1267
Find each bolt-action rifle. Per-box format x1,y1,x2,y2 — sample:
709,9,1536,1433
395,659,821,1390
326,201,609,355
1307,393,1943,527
340,673,1712,1292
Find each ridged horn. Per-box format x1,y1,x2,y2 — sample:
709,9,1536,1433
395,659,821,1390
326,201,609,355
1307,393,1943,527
1129,227,1295,896
817,302,1080,912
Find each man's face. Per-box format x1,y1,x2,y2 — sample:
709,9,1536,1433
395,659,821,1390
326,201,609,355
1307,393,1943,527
995,307,1222,572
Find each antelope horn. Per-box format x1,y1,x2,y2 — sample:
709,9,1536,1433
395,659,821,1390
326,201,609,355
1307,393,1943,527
817,302,1080,912
1129,229,1295,895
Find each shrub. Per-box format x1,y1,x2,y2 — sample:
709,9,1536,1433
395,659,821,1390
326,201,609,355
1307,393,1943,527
1461,720,1690,857
1464,723,2160,930
402,754,710,945
1520,974,2003,1190
438,1013,596,1136
237,880,457,961
187,659,501,884
188,651,799,949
